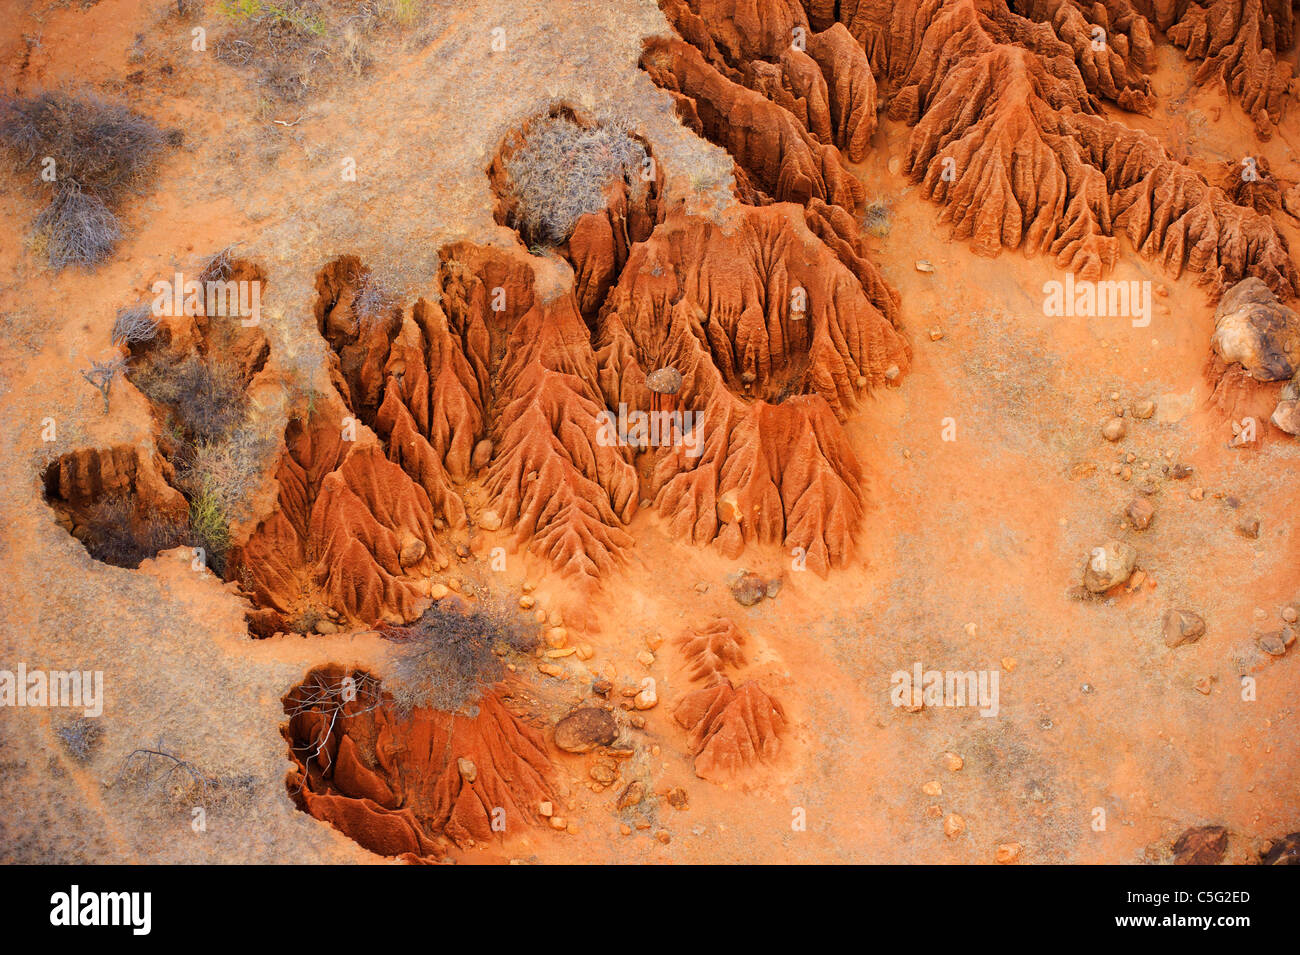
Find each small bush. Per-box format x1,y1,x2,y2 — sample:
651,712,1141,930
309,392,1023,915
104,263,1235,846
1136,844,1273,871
80,492,188,568
861,196,892,238
188,489,231,573
34,183,122,268
0,91,166,196
55,717,103,762
130,355,249,443
383,601,538,713
111,303,159,347
500,113,650,247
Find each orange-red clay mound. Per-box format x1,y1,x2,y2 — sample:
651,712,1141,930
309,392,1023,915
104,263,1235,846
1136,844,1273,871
674,677,787,780
283,666,558,858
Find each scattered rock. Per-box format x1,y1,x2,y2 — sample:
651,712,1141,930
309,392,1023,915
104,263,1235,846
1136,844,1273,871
1211,277,1300,381
457,758,477,783
617,780,645,811
471,438,493,471
636,649,655,668
315,620,338,635
1163,609,1206,648
1101,417,1127,442
519,595,535,610
478,509,502,531
398,538,426,569
922,780,942,797
928,328,944,341
645,366,683,395
1126,497,1154,530
553,707,617,753
590,760,617,785
726,569,767,607
915,259,935,273
1273,399,1300,435
942,751,963,772
1132,399,1156,419
716,489,743,524
545,626,567,649
634,678,657,710
667,786,689,809
943,814,965,838
1283,606,1298,624
1262,832,1300,865
1258,631,1287,656
1236,516,1261,539
1082,540,1137,593
1170,463,1193,480
995,842,1022,864
765,578,782,599
429,583,450,600
1172,825,1228,865
1193,675,1216,695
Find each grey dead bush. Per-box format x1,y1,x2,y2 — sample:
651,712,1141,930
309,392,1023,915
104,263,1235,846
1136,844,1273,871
501,113,650,247
382,601,538,714
35,183,122,268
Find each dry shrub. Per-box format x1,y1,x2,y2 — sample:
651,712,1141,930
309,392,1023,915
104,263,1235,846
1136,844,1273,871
501,112,650,247
382,601,538,713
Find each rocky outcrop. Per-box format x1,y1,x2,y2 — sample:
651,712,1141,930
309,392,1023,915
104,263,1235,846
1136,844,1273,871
1164,0,1294,137
596,205,903,573
283,666,558,858
805,0,1299,296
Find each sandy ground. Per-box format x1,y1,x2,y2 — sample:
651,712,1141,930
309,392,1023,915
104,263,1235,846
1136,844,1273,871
0,0,1296,864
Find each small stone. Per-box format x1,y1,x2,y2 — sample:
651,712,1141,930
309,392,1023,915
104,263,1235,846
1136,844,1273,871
942,752,964,772
667,787,689,810
1170,463,1194,480
726,569,767,607
554,707,618,753
1120,465,1133,481
478,509,502,531
944,814,965,838
915,259,935,273
545,626,568,649
590,760,617,784
592,679,613,696
1282,606,1298,624
546,648,575,658
716,489,743,524
1163,609,1206,648
1189,487,1204,501
538,663,564,679
539,801,553,817
765,578,782,599
1126,497,1154,530
617,780,645,810
634,679,658,710
457,758,477,783
549,815,567,830
922,780,942,797
576,644,594,661
1132,399,1156,419
429,583,450,600
635,817,651,831
646,366,683,395
1193,675,1215,695
1082,540,1138,593
1001,657,1017,672
884,364,901,381
1172,825,1228,865
1258,631,1287,656
636,650,655,668
470,438,493,470
694,582,709,593
619,824,632,836
655,830,671,844
1237,516,1261,539
1101,417,1127,442
929,328,944,341
399,538,426,568
996,842,1023,864
645,633,663,651
888,156,901,175
519,595,536,610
